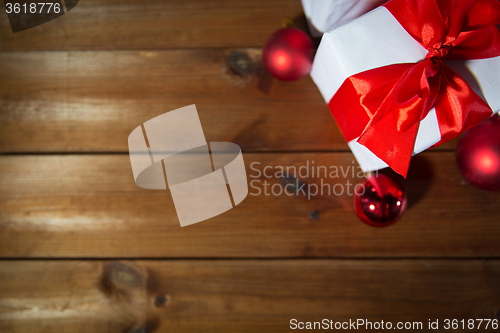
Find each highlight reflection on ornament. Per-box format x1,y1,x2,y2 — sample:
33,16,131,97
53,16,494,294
262,27,315,81
353,174,407,227
456,114,500,191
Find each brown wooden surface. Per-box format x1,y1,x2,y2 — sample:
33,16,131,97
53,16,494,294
1,260,500,332
1,152,498,258
1,0,500,331
0,49,341,153
1,0,304,51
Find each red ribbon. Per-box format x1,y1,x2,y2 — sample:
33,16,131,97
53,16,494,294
329,0,500,177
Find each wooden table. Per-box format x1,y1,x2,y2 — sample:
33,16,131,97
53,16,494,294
1,1,500,332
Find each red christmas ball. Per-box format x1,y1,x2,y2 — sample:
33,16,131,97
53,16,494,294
353,174,407,227
262,28,314,81
456,114,500,191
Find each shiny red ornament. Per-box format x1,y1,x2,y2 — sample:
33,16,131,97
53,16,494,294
262,28,314,81
353,174,407,227
456,114,500,191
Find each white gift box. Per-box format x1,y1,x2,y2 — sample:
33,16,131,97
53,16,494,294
310,6,500,172
301,0,387,37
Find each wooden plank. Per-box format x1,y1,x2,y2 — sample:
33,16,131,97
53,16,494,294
0,49,341,153
1,259,499,332
0,50,457,153
1,152,499,258
0,0,304,51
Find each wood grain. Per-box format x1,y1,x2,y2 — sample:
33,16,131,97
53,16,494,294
0,49,340,153
1,259,499,332
0,0,304,51
1,152,498,258
1,0,497,330
0,49,458,153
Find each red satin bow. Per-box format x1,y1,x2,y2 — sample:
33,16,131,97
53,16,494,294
329,0,500,177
